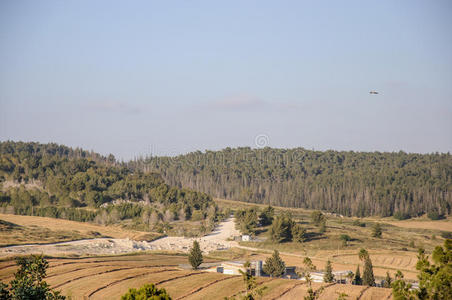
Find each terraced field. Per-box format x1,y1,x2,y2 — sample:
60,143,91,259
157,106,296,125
0,253,392,300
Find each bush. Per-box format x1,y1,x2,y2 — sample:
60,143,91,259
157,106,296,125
0,255,65,300
121,283,171,300
393,212,411,220
427,210,444,220
352,219,366,227
440,231,452,239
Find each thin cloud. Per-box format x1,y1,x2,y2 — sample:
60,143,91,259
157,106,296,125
209,94,267,111
85,101,143,114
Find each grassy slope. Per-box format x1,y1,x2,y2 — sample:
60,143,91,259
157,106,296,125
0,253,392,300
215,198,451,281
0,213,162,247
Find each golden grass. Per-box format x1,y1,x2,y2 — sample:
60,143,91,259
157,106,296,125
0,253,393,300
0,213,161,246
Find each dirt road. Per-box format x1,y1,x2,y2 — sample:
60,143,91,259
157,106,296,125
0,218,240,257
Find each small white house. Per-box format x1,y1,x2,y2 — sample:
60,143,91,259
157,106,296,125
241,235,251,241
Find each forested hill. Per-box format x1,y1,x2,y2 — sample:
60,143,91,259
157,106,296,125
0,141,212,214
134,147,452,218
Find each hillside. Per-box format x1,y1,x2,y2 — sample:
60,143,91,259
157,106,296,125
0,141,217,236
135,147,452,217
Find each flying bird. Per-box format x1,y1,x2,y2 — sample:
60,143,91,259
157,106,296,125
369,91,379,94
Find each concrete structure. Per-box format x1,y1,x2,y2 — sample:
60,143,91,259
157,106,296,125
300,270,352,283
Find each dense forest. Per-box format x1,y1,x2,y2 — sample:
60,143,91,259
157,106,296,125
0,141,214,230
131,147,452,218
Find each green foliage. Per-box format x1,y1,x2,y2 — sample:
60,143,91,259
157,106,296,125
0,142,216,229
353,265,362,285
0,255,65,300
120,283,171,300
234,261,266,300
188,240,203,270
310,211,325,226
383,271,392,288
339,234,351,247
140,147,452,217
352,219,365,227
259,206,274,226
269,214,294,243
336,292,348,300
323,260,334,283
391,271,415,300
427,210,444,220
235,208,258,235
415,240,452,299
291,223,307,243
362,257,375,286
371,223,382,238
393,212,411,220
263,250,286,277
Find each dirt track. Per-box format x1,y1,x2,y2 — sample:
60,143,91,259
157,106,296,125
0,218,240,257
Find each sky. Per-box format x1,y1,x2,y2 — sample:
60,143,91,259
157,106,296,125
1,0,451,160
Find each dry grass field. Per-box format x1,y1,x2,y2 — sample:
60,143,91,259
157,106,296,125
0,253,392,300
0,213,161,246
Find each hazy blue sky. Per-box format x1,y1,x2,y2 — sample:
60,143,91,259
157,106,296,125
1,0,451,160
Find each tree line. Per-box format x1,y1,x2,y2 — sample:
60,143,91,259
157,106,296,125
134,147,452,217
0,141,216,230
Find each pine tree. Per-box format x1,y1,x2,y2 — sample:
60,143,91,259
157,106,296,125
323,260,334,283
263,250,286,277
371,223,382,238
291,224,307,243
363,257,375,286
188,240,203,270
353,265,362,285
383,271,392,288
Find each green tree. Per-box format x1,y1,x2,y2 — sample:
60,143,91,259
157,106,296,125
1,255,65,300
188,240,203,270
121,283,171,300
340,234,351,247
391,270,415,300
415,240,452,299
291,224,307,243
362,257,375,286
263,250,286,277
311,211,325,226
372,223,382,238
323,260,334,283
235,261,266,300
269,214,293,243
383,271,392,288
353,265,362,285
259,206,274,226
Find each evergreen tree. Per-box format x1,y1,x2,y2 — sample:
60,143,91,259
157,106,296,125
263,250,286,277
311,211,325,226
415,240,452,299
372,223,382,238
269,214,293,243
259,206,274,226
323,260,334,283
188,240,203,270
362,257,375,286
353,265,362,285
391,270,415,300
291,224,307,243
383,271,392,288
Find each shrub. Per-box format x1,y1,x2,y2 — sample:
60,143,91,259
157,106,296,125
427,210,444,220
393,212,411,220
121,283,171,300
